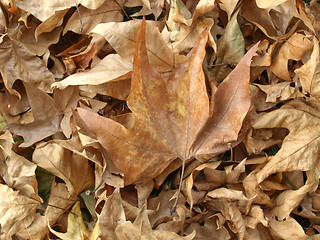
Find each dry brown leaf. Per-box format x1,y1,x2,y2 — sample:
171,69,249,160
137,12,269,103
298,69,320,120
63,1,123,34
210,8,245,82
91,19,186,72
255,82,303,103
97,189,126,239
0,131,43,239
0,184,41,239
185,217,231,240
270,33,313,81
270,169,318,221
13,0,107,21
207,188,248,201
0,36,55,95
78,20,258,185
249,98,320,183
48,201,90,240
52,54,132,90
242,0,306,39
295,36,320,99
33,142,94,196
8,83,62,147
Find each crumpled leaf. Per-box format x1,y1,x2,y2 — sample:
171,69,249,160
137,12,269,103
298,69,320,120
0,131,42,239
0,184,41,239
13,0,108,21
78,20,258,185
91,19,186,72
0,36,55,96
249,98,320,183
295,36,320,99
8,83,62,147
52,54,132,90
48,201,90,240
209,8,245,82
270,33,313,81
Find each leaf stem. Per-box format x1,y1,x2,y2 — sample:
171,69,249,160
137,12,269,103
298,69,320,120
171,159,186,213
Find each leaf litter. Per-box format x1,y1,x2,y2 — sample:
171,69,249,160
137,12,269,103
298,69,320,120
0,0,320,239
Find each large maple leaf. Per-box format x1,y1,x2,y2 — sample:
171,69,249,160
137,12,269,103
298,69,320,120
78,20,258,185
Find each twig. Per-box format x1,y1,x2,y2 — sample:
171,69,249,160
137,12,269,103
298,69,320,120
204,62,230,68
74,1,83,32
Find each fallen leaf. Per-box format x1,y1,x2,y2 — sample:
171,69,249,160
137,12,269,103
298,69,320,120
78,20,258,185
295,36,320,99
0,36,55,95
52,54,132,90
48,201,90,240
8,83,62,147
249,98,320,183
0,184,41,239
270,33,313,81
91,19,185,72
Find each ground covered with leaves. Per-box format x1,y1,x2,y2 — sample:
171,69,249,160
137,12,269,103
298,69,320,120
1,0,320,239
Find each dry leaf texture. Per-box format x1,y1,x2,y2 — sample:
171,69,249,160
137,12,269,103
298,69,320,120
1,0,320,239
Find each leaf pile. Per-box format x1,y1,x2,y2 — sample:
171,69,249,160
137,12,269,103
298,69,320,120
1,0,320,239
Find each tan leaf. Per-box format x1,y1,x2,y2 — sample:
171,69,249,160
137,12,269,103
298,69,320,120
116,206,158,240
0,184,41,239
91,19,185,72
255,0,290,8
0,131,39,199
52,54,132,90
98,188,126,240
270,33,313,81
13,0,106,22
78,20,258,185
63,1,123,34
254,82,303,103
207,188,248,201
250,98,320,183
268,216,308,239
48,201,90,240
8,83,62,147
33,142,94,195
0,36,55,95
185,218,231,240
295,36,320,99
218,0,239,20
270,169,318,220
242,0,306,39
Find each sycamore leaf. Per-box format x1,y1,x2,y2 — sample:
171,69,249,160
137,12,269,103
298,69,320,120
78,20,258,185
8,83,62,147
0,36,55,96
33,142,94,195
0,131,39,198
52,54,132,90
209,8,245,82
63,1,123,34
0,184,41,239
0,131,43,239
250,98,320,183
270,33,313,81
13,0,107,22
91,19,186,72
295,36,320,99
98,188,126,240
48,201,90,240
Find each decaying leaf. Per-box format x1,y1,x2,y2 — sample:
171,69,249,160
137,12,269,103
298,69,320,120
250,98,320,183
8,83,62,147
1,1,320,239
78,19,258,185
48,201,90,240
0,36,55,96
